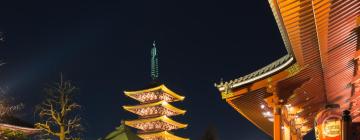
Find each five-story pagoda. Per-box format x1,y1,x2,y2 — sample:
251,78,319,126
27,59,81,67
123,41,188,140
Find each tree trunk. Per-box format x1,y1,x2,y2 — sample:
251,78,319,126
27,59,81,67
59,125,65,140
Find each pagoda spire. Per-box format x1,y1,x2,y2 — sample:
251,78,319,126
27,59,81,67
151,41,159,81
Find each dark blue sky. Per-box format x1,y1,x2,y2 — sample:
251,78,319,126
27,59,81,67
0,0,314,139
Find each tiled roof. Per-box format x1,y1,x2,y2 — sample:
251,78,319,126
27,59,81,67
102,124,141,140
215,54,294,91
0,116,40,135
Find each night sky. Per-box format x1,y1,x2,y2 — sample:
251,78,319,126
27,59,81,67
0,0,314,139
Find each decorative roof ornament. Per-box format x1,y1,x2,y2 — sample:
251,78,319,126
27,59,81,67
151,41,159,81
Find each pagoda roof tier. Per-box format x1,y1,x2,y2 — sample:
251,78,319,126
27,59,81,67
124,116,187,131
0,123,41,135
123,101,186,117
124,84,185,103
138,131,189,140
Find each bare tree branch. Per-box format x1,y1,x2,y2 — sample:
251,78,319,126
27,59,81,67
36,75,83,140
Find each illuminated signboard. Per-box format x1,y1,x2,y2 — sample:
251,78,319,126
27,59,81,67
315,105,341,140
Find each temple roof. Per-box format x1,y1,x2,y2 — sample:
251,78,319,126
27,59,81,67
225,88,274,136
124,115,187,131
123,100,186,116
215,54,294,92
0,116,40,135
0,123,41,135
214,0,360,138
124,84,185,103
138,131,189,140
102,123,141,140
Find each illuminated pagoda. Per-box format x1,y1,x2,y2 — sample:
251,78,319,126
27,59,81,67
215,0,359,140
123,41,188,140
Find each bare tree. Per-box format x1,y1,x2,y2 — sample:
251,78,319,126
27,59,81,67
35,75,83,140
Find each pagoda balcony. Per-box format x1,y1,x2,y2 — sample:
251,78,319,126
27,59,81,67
123,101,186,117
124,116,187,131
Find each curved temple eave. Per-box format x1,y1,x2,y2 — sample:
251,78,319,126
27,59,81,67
215,55,295,93
124,84,185,102
124,116,188,130
122,101,186,116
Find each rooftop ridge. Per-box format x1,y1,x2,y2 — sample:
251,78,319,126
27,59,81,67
215,54,294,91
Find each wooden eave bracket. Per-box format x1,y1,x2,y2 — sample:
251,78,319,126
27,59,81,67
354,50,360,60
352,74,360,84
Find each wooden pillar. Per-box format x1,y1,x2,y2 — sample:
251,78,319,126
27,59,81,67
342,110,352,140
291,129,298,140
266,81,282,140
357,16,360,50
274,106,282,140
283,124,291,140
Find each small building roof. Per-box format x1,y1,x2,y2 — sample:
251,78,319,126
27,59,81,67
0,116,41,135
0,123,40,135
102,124,141,140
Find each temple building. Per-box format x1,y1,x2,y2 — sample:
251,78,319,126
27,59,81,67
102,122,141,140
0,123,39,136
215,0,359,140
123,42,188,140
0,115,40,138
